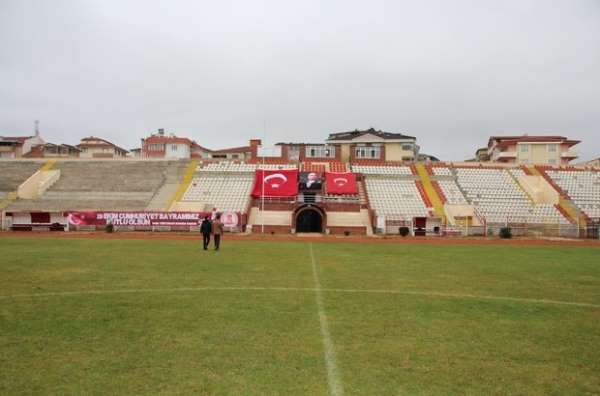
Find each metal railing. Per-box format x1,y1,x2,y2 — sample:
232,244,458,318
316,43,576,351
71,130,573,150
376,213,599,239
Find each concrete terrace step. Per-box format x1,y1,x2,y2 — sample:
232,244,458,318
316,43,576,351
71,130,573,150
6,198,150,211
0,161,43,191
49,161,182,192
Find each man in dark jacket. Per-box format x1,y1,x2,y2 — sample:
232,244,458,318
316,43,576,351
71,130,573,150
200,216,212,250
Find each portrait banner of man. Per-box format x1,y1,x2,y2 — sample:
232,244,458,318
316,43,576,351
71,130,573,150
299,172,322,191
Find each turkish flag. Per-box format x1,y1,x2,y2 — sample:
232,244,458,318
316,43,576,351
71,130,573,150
325,172,358,195
251,169,299,197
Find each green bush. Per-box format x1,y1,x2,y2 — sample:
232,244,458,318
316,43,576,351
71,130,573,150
499,227,512,239
399,227,410,237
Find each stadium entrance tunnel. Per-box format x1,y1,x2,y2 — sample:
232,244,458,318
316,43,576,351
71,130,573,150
295,205,324,233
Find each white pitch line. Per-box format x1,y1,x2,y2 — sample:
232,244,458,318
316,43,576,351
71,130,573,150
322,288,600,309
309,243,344,396
0,285,598,309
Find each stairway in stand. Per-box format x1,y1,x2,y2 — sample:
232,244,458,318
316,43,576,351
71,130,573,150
527,165,587,226
414,163,445,219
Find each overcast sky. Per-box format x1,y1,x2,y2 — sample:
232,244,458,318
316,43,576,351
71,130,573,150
1,0,599,160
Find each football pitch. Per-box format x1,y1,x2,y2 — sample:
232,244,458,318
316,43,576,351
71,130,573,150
1,236,599,395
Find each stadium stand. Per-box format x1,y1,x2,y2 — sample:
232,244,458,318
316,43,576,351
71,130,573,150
6,160,184,211
329,161,348,172
452,167,569,224
301,162,326,173
146,161,191,210
436,180,468,204
178,163,255,212
199,162,257,172
431,166,453,177
256,163,297,170
364,178,429,219
545,169,600,219
49,161,171,192
0,161,41,192
3,158,598,236
352,165,413,175
352,164,429,222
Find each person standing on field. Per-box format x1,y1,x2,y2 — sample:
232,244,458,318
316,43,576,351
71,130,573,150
200,216,212,250
212,214,224,251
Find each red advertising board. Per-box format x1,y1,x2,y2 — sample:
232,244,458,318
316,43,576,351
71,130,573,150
67,211,241,227
325,172,358,195
251,169,299,197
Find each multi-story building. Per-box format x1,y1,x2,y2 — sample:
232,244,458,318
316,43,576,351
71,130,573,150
579,157,600,168
77,136,128,159
249,128,420,164
141,129,252,160
487,135,579,166
325,128,419,163
0,133,45,158
24,143,80,158
141,129,194,159
208,145,252,161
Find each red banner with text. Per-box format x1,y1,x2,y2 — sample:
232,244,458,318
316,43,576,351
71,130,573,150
67,211,242,227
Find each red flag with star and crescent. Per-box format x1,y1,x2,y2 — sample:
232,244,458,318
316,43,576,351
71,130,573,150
251,169,299,197
325,172,358,195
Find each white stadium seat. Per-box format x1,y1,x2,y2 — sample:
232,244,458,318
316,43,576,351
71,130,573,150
452,167,569,224
546,170,600,219
365,178,428,219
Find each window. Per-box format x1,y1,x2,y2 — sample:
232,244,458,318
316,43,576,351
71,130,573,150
231,154,239,159
520,158,529,164
548,158,557,165
171,145,178,151
148,144,164,151
520,144,529,152
306,145,335,158
355,146,381,159
548,145,557,153
402,144,413,151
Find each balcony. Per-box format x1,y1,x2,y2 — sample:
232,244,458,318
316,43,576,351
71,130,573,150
561,149,578,158
493,151,517,161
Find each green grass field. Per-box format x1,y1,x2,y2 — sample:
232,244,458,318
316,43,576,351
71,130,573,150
1,236,599,395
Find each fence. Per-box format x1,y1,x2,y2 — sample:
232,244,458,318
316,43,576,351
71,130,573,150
377,213,600,239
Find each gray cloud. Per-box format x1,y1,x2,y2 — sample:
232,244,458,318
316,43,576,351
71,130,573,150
1,0,599,160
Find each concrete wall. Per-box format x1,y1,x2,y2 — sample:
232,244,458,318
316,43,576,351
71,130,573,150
517,175,559,204
326,211,365,227
385,143,415,161
170,201,210,211
248,208,292,226
165,143,191,159
514,143,566,166
339,144,351,162
17,170,60,199
444,204,483,226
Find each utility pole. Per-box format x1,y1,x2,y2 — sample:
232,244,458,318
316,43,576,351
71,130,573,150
261,120,266,234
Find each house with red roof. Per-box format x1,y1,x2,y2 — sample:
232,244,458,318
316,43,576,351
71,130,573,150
0,132,45,159
141,129,252,160
77,136,128,159
142,129,195,159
